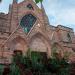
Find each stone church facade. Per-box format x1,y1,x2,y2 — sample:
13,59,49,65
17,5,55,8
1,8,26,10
0,0,75,64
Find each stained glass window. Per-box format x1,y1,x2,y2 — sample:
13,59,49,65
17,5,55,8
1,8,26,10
20,14,37,33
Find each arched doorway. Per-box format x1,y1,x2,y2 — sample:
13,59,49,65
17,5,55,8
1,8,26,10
29,33,51,64
29,33,50,52
9,36,28,56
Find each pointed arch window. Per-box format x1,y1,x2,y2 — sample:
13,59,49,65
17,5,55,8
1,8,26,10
20,14,37,33
67,33,71,42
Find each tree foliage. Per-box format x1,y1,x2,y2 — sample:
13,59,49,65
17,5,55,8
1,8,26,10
9,49,71,75
0,48,71,75
35,0,43,3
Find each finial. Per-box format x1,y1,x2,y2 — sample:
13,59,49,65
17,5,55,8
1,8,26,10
13,0,18,4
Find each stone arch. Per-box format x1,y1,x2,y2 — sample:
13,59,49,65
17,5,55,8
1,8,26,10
51,42,63,58
9,36,28,55
29,32,51,57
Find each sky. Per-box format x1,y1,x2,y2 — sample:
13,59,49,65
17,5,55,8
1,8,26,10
0,0,75,32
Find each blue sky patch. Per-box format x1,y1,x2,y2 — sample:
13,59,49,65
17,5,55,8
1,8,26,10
0,0,75,31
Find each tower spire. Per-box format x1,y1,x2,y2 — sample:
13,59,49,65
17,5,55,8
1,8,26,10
41,2,50,25
41,2,45,13
13,0,18,4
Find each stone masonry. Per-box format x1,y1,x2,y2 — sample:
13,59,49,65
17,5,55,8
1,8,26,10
0,0,75,64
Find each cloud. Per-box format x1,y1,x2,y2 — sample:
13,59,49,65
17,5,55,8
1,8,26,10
0,0,75,31
43,0,75,31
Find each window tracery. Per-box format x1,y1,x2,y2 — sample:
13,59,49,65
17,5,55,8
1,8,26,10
20,14,37,33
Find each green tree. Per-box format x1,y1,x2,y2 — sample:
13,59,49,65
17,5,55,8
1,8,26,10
35,0,43,3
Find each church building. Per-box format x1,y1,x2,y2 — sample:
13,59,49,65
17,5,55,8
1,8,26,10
0,0,75,64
